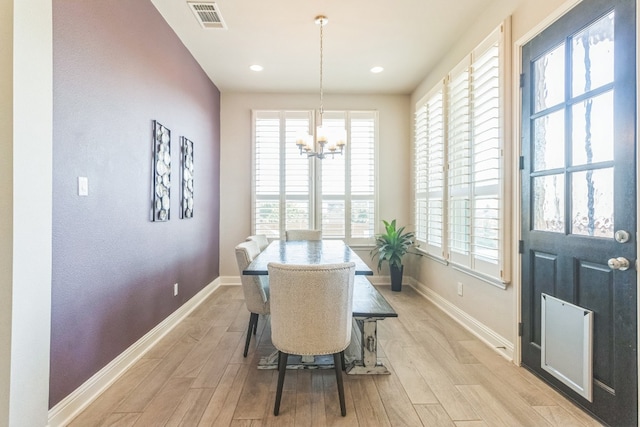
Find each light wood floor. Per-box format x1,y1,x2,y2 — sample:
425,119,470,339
69,285,603,426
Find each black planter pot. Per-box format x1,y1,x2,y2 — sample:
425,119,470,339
390,264,403,292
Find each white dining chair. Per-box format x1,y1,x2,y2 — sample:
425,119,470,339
234,240,270,357
285,229,322,241
267,261,355,416
246,234,269,252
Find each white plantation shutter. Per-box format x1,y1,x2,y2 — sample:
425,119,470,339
320,111,376,242
415,105,428,242
253,110,312,238
320,113,346,238
446,28,502,277
253,109,377,244
349,112,376,241
414,86,445,257
470,30,502,277
426,93,445,251
285,114,313,231
448,59,472,265
254,111,281,237
413,24,504,284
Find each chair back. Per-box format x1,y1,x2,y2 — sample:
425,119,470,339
246,234,269,251
285,229,322,241
235,241,270,315
267,262,355,355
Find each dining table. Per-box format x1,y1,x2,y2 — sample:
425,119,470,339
242,239,397,374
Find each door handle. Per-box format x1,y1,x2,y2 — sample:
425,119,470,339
608,257,630,271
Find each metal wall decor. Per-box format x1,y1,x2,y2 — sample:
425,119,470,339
180,137,194,218
152,120,171,221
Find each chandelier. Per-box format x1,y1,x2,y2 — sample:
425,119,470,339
295,15,346,159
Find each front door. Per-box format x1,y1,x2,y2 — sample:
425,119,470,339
520,0,637,425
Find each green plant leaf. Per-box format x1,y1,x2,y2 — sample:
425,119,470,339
370,219,415,272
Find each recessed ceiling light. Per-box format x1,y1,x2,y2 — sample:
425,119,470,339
250,65,263,72
370,66,384,74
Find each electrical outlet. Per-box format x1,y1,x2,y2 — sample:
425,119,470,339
457,282,463,296
78,176,89,196
173,283,179,296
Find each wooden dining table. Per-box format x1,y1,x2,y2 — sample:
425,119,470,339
243,239,397,374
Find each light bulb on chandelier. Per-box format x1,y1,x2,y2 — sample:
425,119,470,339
295,15,346,160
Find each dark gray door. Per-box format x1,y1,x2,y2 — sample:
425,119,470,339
520,0,637,425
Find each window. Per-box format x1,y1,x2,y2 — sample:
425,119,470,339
413,26,505,283
414,87,445,257
253,110,377,244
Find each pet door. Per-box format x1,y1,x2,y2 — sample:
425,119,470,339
541,293,593,401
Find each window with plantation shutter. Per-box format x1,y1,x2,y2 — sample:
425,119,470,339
471,33,501,276
284,114,313,231
253,110,377,244
319,113,347,239
414,86,445,257
413,24,505,284
254,111,283,237
448,59,472,265
348,112,376,242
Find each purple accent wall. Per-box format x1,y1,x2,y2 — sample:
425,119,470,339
51,0,220,407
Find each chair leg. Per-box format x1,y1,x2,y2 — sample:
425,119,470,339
243,313,258,357
340,351,346,371
274,351,288,416
253,316,258,335
333,352,346,416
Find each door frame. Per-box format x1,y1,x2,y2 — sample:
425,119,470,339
512,0,640,415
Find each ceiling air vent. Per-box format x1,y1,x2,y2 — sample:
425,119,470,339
187,2,227,29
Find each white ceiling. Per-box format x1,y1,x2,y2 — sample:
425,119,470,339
151,0,511,95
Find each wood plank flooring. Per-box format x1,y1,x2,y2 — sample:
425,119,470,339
68,285,603,426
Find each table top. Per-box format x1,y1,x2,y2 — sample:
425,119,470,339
243,240,373,276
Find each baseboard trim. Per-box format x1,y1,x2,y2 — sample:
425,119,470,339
220,275,240,285
47,277,222,427
363,275,388,286
408,277,514,361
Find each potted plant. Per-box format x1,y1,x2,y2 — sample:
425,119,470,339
370,219,414,292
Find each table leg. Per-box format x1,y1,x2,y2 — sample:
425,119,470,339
347,317,391,375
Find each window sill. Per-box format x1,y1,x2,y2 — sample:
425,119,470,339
450,263,509,290
412,247,509,290
412,247,448,265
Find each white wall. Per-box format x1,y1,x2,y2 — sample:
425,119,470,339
219,93,411,277
0,1,53,425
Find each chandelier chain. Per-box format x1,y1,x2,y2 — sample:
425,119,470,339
319,19,324,117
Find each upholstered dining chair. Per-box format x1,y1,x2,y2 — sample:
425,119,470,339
267,261,355,417
234,240,270,357
285,229,322,241
246,234,269,252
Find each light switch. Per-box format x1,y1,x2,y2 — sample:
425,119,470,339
78,176,89,196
